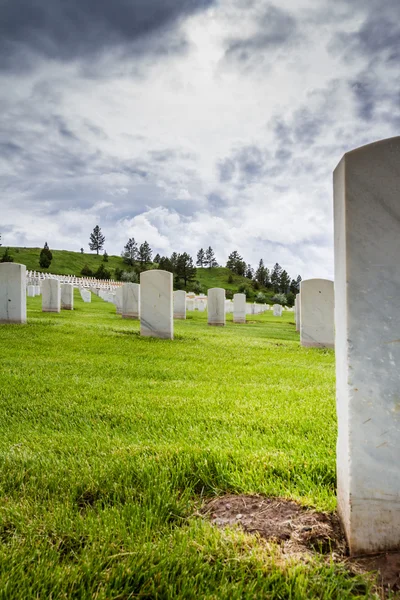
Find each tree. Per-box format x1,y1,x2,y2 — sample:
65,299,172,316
81,264,93,277
103,250,109,262
290,275,302,294
272,292,287,306
226,250,246,276
205,246,218,269
120,270,138,283
158,256,174,273
153,253,161,264
176,253,197,286
39,242,52,269
280,270,291,294
89,225,105,255
270,263,283,292
238,283,251,298
196,248,206,267
80,247,84,254
138,241,152,267
170,252,179,271
122,238,138,266
0,233,2,247
245,264,254,279
94,264,111,280
255,259,267,286
0,248,13,263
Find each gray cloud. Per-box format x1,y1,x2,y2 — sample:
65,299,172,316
0,0,215,72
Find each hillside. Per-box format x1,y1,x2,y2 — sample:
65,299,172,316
3,246,274,299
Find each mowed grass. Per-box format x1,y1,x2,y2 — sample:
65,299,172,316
0,294,374,599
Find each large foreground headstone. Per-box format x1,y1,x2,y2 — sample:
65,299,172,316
273,304,282,317
140,270,173,339
61,283,74,310
173,290,186,320
300,279,334,348
233,293,246,323
334,137,400,555
208,288,225,326
122,283,140,319
42,279,61,313
0,263,27,323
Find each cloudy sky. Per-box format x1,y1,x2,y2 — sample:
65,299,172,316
1,0,399,279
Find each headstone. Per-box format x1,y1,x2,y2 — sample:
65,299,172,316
122,283,140,319
27,285,35,297
114,287,123,314
173,290,186,320
80,288,91,303
140,270,173,339
61,283,74,310
273,304,282,317
0,263,27,324
208,288,225,326
186,298,195,312
233,293,246,323
295,295,300,332
35,285,41,296
42,279,61,313
334,137,400,555
300,280,334,348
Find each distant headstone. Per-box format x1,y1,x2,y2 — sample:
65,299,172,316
208,288,225,326
300,279,334,348
273,304,282,317
61,283,74,310
114,287,123,314
122,283,140,319
27,285,35,297
186,298,195,312
334,137,400,555
80,288,91,303
173,290,186,320
140,270,173,339
0,263,27,324
35,285,41,296
233,293,246,323
42,279,61,313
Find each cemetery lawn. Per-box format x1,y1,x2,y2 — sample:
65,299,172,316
0,294,375,599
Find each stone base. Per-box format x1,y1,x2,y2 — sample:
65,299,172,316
61,305,73,310
174,315,186,320
233,318,246,324
122,315,139,320
42,309,61,313
208,323,225,326
140,330,173,340
301,341,334,349
0,318,26,324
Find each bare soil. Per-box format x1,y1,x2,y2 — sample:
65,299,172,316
201,494,400,598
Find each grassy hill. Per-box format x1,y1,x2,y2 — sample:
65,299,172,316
4,246,273,299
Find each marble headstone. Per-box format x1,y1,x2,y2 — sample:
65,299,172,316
0,263,27,324
273,304,282,317
300,279,334,348
233,293,246,323
114,287,123,314
140,270,173,339
173,290,186,320
80,288,91,303
334,137,400,555
122,283,140,319
27,285,35,297
42,279,61,313
208,288,225,326
61,283,74,310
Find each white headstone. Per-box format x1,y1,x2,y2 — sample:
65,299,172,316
186,298,195,312
61,283,74,310
80,288,91,303
208,288,225,326
300,279,334,348
42,279,61,313
273,304,282,317
35,285,41,296
173,290,186,320
233,293,246,324
122,283,140,319
295,295,300,332
27,285,35,297
140,270,173,339
334,137,400,555
0,263,27,324
114,287,123,314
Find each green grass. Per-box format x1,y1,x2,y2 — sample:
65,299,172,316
0,295,376,598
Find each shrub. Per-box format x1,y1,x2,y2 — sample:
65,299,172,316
271,293,287,306
192,281,203,294
0,248,14,263
103,251,109,262
94,264,111,280
225,289,233,299
255,292,266,304
238,283,251,298
227,273,234,284
81,264,93,277
120,270,138,283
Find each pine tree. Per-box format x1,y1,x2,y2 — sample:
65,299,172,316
138,241,152,266
176,253,197,286
89,225,105,255
280,270,291,294
270,263,283,292
226,250,246,275
196,248,206,267
170,252,179,271
122,238,138,266
103,250,109,263
245,264,254,279
158,256,174,273
0,234,2,247
290,275,302,294
154,253,161,264
205,246,218,269
255,259,267,286
39,242,53,269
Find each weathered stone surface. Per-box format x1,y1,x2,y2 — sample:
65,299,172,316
114,287,123,314
42,279,61,313
233,293,246,323
334,137,400,555
27,285,35,297
273,304,282,317
0,263,27,323
122,283,140,319
173,290,186,320
140,270,173,339
300,279,334,348
61,283,74,310
208,288,225,326
80,288,91,303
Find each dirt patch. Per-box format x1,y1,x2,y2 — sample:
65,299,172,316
202,494,345,555
201,494,400,598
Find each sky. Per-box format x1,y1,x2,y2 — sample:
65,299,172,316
1,0,399,280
